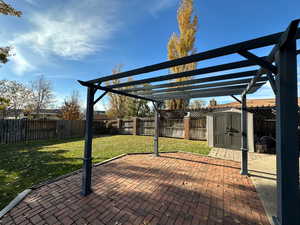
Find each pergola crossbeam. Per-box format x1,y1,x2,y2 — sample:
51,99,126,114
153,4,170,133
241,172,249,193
93,91,107,105
243,19,300,96
123,70,259,93
106,58,265,89
266,72,277,95
78,80,160,103
238,50,277,74
230,95,242,104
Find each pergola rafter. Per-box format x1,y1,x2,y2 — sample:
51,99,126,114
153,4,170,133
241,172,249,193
132,77,268,95
105,58,265,89
122,69,260,92
142,83,265,100
78,19,300,225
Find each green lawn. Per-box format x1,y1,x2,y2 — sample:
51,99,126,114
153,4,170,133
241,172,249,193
0,135,210,209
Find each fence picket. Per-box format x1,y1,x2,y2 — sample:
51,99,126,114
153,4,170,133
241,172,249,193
0,119,107,144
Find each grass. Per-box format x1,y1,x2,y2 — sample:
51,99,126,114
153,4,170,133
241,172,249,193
0,135,211,210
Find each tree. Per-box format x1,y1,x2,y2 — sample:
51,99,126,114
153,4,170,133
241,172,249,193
0,46,12,64
189,99,205,109
0,96,10,118
61,90,83,120
31,75,54,116
0,79,34,118
0,0,22,17
126,97,151,118
0,0,22,64
105,65,152,118
0,96,9,110
166,0,198,110
105,65,129,119
125,78,151,118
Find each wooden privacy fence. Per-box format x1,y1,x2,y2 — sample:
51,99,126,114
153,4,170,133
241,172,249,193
109,116,207,140
0,119,106,144
189,117,207,140
0,116,207,145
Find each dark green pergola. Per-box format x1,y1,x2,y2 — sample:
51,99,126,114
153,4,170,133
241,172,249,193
79,19,300,225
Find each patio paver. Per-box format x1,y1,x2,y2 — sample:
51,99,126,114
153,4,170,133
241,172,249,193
0,152,270,225
208,148,270,162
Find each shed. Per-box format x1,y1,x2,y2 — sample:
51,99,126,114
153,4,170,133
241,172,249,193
206,108,254,152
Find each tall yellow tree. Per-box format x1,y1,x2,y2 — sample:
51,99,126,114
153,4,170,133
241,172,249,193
166,0,198,110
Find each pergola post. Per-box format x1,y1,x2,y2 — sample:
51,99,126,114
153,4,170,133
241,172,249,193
273,37,300,225
154,104,161,157
240,94,248,175
81,87,95,196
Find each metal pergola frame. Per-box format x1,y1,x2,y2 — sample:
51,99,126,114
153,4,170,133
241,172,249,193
78,19,300,225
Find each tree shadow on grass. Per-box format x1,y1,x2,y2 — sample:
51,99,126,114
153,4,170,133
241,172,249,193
0,135,126,209
0,138,88,210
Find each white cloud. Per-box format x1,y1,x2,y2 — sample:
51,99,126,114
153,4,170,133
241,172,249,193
7,0,120,75
149,0,177,15
24,0,36,5
15,12,114,60
10,48,35,75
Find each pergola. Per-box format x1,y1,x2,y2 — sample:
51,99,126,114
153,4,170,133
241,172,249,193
79,19,300,225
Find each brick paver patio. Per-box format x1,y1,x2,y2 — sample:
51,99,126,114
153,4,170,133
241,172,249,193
0,153,270,225
208,148,270,162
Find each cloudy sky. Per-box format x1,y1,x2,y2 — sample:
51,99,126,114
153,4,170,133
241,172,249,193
0,0,300,110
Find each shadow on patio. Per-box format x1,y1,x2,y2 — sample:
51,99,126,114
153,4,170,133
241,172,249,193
0,152,270,225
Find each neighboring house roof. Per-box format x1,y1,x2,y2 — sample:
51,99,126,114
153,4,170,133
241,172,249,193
208,98,300,109
2,109,62,119
94,111,107,120
94,110,105,114
30,109,62,115
2,109,24,117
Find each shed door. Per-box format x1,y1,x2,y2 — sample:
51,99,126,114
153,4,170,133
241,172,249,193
213,112,241,150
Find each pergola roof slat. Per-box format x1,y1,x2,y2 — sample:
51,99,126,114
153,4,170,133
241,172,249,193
106,58,266,89
143,83,264,100
148,84,263,100
123,70,259,92
134,77,268,95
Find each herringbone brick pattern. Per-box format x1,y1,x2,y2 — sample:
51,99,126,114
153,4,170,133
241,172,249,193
0,153,270,225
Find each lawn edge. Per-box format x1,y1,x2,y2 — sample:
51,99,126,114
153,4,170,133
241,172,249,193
0,153,130,218
32,153,130,190
0,150,211,218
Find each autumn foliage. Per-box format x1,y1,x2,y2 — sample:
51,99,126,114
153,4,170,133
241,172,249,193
61,91,82,120
166,0,198,110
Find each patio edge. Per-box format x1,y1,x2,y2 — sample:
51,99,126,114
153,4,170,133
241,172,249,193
0,189,31,219
0,153,130,219
0,151,193,219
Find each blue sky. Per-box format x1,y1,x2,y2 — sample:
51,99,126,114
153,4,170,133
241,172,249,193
0,0,299,110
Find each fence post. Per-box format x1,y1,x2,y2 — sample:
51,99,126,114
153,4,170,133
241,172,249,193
117,119,122,129
133,117,139,135
184,114,191,140
154,109,160,156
